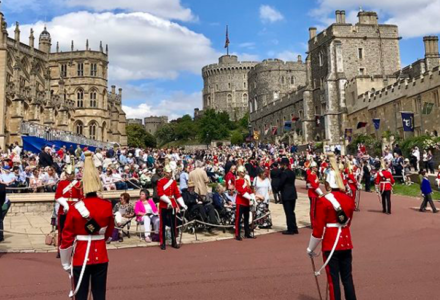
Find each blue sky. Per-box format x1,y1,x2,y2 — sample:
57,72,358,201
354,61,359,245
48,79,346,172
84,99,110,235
3,0,439,120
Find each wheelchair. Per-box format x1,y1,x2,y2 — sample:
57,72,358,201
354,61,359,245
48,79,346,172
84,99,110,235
183,204,221,234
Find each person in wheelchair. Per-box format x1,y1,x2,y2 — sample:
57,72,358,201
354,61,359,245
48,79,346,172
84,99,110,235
114,192,135,242
182,181,218,227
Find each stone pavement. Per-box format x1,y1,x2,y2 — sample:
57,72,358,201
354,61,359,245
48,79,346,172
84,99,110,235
0,191,311,253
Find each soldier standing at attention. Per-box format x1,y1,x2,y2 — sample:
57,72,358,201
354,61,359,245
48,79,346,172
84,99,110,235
306,161,324,228
375,160,395,214
54,164,83,258
157,165,187,250
307,153,357,300
59,152,114,300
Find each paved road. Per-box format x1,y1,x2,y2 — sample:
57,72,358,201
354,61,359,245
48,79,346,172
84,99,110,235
1,188,439,300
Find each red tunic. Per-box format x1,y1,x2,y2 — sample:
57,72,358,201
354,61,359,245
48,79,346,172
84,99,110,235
224,171,236,187
375,170,395,191
157,177,182,209
312,191,355,252
307,171,321,198
55,180,83,215
235,177,252,207
345,172,358,196
60,196,114,267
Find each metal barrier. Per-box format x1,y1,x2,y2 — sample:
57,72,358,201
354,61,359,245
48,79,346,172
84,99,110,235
20,122,112,149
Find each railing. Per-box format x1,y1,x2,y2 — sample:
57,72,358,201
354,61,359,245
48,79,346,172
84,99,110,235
20,122,113,149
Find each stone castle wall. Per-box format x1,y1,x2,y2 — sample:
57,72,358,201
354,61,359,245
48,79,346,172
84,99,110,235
202,55,258,121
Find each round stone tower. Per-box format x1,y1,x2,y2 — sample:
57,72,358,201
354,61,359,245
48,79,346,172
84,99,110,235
39,26,51,53
202,55,258,121
248,57,306,113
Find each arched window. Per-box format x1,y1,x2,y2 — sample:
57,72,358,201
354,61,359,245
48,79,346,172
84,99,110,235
77,89,84,108
75,121,84,135
207,96,211,106
291,76,295,85
242,93,248,103
227,94,232,103
89,122,97,140
281,76,285,84
90,90,97,108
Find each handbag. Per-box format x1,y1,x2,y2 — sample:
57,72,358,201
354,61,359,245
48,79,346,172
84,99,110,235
45,230,57,246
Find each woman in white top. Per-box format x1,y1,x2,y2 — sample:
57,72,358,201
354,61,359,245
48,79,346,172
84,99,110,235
253,168,271,205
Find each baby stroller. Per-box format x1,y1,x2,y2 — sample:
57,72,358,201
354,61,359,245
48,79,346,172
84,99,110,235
254,202,272,229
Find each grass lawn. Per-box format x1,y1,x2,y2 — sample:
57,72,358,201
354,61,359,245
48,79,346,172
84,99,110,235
393,183,440,201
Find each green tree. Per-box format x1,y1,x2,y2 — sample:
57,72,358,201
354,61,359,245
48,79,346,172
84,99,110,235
230,130,244,145
198,109,230,143
126,124,156,148
155,124,175,146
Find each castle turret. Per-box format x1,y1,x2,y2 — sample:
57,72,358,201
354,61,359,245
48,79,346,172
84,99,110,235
423,36,440,70
29,28,34,48
39,26,51,53
14,22,20,42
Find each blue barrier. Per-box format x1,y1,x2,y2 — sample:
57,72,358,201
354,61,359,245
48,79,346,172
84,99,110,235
22,136,97,153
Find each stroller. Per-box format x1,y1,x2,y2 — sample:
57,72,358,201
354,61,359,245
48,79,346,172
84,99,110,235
254,202,272,229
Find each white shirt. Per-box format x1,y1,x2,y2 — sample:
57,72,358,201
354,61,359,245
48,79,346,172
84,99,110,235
253,177,271,204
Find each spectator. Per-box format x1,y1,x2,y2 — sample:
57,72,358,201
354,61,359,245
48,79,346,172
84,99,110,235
93,149,104,168
0,196,10,242
180,165,189,192
393,144,403,157
134,189,159,243
419,171,438,213
113,192,135,242
270,162,282,204
189,160,210,197
39,146,53,168
101,168,116,191
253,168,271,205
41,166,59,192
427,150,435,174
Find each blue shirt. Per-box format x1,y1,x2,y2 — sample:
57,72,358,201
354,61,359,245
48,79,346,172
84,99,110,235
421,177,432,195
180,171,189,190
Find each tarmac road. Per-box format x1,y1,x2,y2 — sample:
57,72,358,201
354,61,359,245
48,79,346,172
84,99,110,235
1,188,439,300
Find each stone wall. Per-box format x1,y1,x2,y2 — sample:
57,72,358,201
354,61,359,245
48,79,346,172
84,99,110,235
202,55,258,121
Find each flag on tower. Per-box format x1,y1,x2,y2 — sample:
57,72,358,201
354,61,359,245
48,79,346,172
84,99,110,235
224,25,230,54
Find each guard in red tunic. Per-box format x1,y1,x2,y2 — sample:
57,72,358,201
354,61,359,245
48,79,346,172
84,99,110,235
306,162,324,228
375,160,395,214
55,165,83,256
344,162,359,204
307,153,357,300
234,166,256,240
59,152,114,300
157,165,187,250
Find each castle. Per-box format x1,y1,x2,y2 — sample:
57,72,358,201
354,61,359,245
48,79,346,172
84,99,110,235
0,11,127,149
202,10,440,148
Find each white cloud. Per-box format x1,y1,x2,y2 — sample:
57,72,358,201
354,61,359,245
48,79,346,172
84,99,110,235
311,0,440,38
122,91,202,120
238,42,256,49
259,5,284,23
10,11,218,81
66,0,196,21
275,50,302,62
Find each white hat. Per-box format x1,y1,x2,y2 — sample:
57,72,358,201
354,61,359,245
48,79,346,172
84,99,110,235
310,161,317,168
326,170,339,189
164,165,172,173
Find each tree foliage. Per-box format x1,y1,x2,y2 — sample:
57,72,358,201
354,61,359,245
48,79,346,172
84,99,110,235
198,109,230,143
126,124,157,148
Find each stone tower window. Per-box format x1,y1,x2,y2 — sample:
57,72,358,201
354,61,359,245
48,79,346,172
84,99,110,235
319,51,324,67
77,62,84,77
216,84,219,91
89,122,97,140
359,68,365,75
228,83,231,89
281,76,285,84
90,90,97,108
60,64,67,78
358,48,364,60
207,96,211,106
244,81,246,88
77,89,84,108
75,121,84,135
90,63,97,76
227,94,232,103
242,93,248,103
291,76,295,85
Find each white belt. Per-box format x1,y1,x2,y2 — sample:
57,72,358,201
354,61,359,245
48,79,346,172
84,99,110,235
326,223,347,228
76,235,105,241
67,198,80,202
380,180,391,183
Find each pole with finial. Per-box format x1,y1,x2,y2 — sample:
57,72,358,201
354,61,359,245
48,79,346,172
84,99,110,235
224,25,230,56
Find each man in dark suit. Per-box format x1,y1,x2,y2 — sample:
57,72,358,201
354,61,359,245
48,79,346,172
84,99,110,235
38,146,54,168
279,157,298,235
270,162,282,204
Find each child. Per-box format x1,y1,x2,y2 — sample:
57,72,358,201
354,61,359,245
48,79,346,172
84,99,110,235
420,171,438,213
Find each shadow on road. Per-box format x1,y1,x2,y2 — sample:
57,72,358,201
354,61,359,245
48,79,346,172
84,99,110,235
367,209,384,213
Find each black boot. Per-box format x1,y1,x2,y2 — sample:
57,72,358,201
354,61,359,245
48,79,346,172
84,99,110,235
171,242,180,249
160,244,166,250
